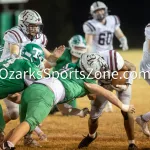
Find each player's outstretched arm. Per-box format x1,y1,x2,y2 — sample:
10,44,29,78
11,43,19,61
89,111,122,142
84,82,135,113
43,45,65,67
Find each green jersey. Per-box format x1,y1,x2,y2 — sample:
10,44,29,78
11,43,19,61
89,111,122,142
0,57,41,99
49,47,95,102
52,61,96,103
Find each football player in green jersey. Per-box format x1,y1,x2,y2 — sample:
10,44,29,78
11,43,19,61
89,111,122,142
3,53,135,149
50,35,87,114
0,43,45,144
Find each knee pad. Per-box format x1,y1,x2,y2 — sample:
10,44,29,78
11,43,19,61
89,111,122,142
121,110,128,120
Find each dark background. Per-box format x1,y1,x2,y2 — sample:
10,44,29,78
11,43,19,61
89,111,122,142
1,0,150,49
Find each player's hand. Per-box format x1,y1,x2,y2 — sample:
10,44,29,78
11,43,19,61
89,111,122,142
121,104,135,113
53,45,65,58
119,43,129,51
128,105,135,113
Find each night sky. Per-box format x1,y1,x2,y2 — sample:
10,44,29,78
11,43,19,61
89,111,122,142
1,0,150,49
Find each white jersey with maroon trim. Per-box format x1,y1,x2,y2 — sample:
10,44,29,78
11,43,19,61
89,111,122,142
98,50,124,72
141,24,150,72
83,15,120,52
1,26,48,60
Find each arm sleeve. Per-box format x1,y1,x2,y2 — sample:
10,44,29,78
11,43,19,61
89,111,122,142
3,31,20,45
83,21,96,35
41,34,48,48
116,52,124,70
113,15,120,30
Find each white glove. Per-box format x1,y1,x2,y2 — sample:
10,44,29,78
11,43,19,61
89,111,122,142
119,37,129,51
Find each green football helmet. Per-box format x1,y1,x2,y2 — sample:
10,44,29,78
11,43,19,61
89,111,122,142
21,43,45,68
68,35,87,58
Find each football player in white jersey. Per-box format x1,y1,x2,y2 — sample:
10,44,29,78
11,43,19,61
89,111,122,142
0,10,64,147
135,24,150,137
83,1,128,52
83,1,129,112
78,50,138,150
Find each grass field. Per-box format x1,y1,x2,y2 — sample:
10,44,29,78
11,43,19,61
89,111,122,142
1,49,150,150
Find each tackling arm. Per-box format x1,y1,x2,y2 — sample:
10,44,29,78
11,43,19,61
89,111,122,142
84,82,135,113
42,45,65,67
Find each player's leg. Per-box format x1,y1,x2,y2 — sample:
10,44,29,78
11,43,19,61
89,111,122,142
117,85,138,150
0,104,5,145
3,84,55,149
3,96,43,147
135,112,150,137
78,95,107,148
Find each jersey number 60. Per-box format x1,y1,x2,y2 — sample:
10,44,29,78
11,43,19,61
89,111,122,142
98,32,113,45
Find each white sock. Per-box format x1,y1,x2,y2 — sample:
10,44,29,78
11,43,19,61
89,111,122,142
128,140,135,144
142,112,150,122
89,132,96,138
7,141,14,148
34,126,43,136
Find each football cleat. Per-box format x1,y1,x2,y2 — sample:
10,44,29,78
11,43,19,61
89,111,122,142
24,134,42,147
128,143,138,150
78,132,97,149
2,142,15,150
135,116,150,137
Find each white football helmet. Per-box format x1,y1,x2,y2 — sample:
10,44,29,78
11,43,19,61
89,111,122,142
69,35,87,58
18,10,43,37
90,1,108,21
80,53,109,79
